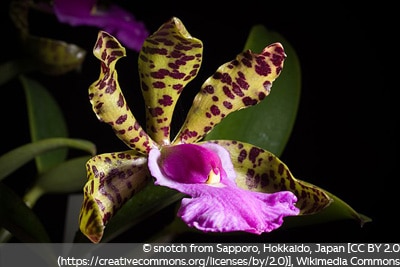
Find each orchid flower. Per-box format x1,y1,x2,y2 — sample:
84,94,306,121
36,0,148,51
79,17,331,243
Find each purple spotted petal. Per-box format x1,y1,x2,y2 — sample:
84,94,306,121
148,143,299,233
53,0,148,51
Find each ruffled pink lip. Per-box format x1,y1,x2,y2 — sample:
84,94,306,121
148,142,299,234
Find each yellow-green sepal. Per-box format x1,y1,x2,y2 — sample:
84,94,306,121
208,140,331,215
79,151,151,243
174,42,286,145
138,17,203,145
90,31,157,155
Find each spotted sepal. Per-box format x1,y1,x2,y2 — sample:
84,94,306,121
79,151,150,243
173,43,286,145
138,17,203,145
89,31,157,155
205,140,332,215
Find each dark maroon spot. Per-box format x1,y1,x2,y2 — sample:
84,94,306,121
243,96,257,106
173,84,183,90
154,37,174,46
212,96,218,102
241,53,252,67
117,93,124,107
181,129,198,138
161,126,169,137
260,173,270,187
238,149,247,163
232,83,244,97
223,86,235,99
175,43,192,51
153,81,166,88
105,81,116,94
175,59,186,66
204,126,212,132
116,114,127,125
278,163,284,175
106,40,120,49
171,50,184,58
151,69,169,79
189,69,198,77
203,85,214,94
95,102,104,109
290,177,295,190
92,165,99,178
255,56,272,76
169,71,185,79
245,169,257,189
249,147,262,163
146,47,168,55
139,54,148,62
213,72,222,79
236,76,249,90
101,51,107,61
168,63,179,69
141,81,149,91
223,101,233,109
183,55,195,61
210,105,220,116
221,73,232,85
158,95,173,107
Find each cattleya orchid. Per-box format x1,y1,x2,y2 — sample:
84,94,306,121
49,0,148,51
79,17,332,243
30,0,148,52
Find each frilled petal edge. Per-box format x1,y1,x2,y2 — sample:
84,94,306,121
179,186,299,234
148,143,299,234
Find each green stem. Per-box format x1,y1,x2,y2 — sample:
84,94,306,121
23,185,45,208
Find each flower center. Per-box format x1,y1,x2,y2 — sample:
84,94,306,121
159,143,224,184
206,168,221,184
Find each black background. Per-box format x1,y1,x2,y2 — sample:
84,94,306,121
1,1,396,242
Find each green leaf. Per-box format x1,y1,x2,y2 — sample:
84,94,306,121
0,138,96,181
0,182,50,242
205,25,301,156
36,156,91,194
284,186,372,228
21,75,69,174
21,156,91,208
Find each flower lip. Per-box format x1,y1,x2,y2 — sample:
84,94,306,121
158,143,226,184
